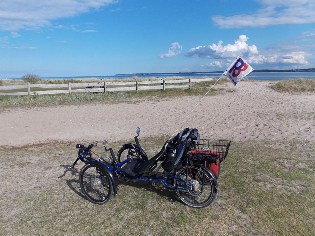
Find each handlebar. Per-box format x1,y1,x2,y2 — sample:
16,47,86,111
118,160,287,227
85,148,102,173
71,143,94,168
74,140,118,167
80,144,94,159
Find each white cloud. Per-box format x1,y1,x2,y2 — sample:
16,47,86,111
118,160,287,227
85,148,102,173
1,31,35,49
213,0,315,28
51,24,97,33
10,31,20,38
187,35,258,59
187,35,309,70
248,47,309,66
160,42,182,59
274,52,308,64
81,29,97,33
2,45,36,49
202,61,224,68
0,0,116,31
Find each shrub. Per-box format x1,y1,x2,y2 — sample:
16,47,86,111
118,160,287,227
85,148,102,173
270,79,315,93
22,74,41,83
0,80,3,86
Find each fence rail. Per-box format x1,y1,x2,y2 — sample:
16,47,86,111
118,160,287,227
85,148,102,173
0,78,214,96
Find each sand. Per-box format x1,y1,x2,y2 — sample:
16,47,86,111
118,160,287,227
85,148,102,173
0,81,314,147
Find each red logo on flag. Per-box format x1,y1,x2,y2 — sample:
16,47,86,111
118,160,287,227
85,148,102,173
228,58,249,78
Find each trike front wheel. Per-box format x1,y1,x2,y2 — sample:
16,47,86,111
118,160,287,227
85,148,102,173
79,164,113,204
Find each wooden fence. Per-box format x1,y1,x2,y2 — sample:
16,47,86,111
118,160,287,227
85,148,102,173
0,78,214,96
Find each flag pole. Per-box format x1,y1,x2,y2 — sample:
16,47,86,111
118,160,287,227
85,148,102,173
179,56,253,129
179,71,227,129
202,71,226,96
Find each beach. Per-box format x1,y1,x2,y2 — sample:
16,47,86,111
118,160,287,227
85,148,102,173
1,80,314,235
1,81,314,146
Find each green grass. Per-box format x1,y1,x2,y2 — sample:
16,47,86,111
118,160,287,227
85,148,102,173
0,137,314,235
270,79,315,93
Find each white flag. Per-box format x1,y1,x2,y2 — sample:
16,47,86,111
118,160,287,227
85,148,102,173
225,57,253,85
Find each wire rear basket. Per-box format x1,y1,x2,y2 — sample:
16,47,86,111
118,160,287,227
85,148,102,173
191,139,231,162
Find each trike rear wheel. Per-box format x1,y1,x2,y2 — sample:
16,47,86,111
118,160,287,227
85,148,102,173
175,166,217,208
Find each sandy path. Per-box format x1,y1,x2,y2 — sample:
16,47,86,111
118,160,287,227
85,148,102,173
0,81,314,146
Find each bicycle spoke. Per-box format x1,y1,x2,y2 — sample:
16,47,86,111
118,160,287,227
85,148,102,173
79,164,113,204
175,167,217,208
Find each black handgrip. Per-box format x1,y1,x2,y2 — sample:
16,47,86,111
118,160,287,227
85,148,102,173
76,144,84,149
135,136,140,146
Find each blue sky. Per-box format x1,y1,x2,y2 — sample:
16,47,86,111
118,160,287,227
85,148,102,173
1,0,315,78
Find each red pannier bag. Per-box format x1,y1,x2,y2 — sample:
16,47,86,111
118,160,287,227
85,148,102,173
189,150,222,178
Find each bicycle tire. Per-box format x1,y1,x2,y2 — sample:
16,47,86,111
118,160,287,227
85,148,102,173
79,164,113,204
175,166,217,208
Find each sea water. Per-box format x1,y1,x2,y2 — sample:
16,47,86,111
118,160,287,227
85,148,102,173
46,71,315,81
3,71,315,81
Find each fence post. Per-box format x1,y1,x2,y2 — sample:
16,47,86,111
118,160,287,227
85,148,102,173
27,83,31,96
136,81,138,92
162,79,165,91
68,82,72,94
189,78,191,90
104,81,107,93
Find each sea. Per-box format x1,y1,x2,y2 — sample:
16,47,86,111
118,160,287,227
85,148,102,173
48,71,315,81
4,71,315,81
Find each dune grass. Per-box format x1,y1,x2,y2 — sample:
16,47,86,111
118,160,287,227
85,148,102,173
0,80,221,110
0,137,314,235
270,79,315,93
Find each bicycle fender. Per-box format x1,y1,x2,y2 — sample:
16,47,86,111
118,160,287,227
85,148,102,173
90,160,119,195
101,163,118,195
204,167,218,192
